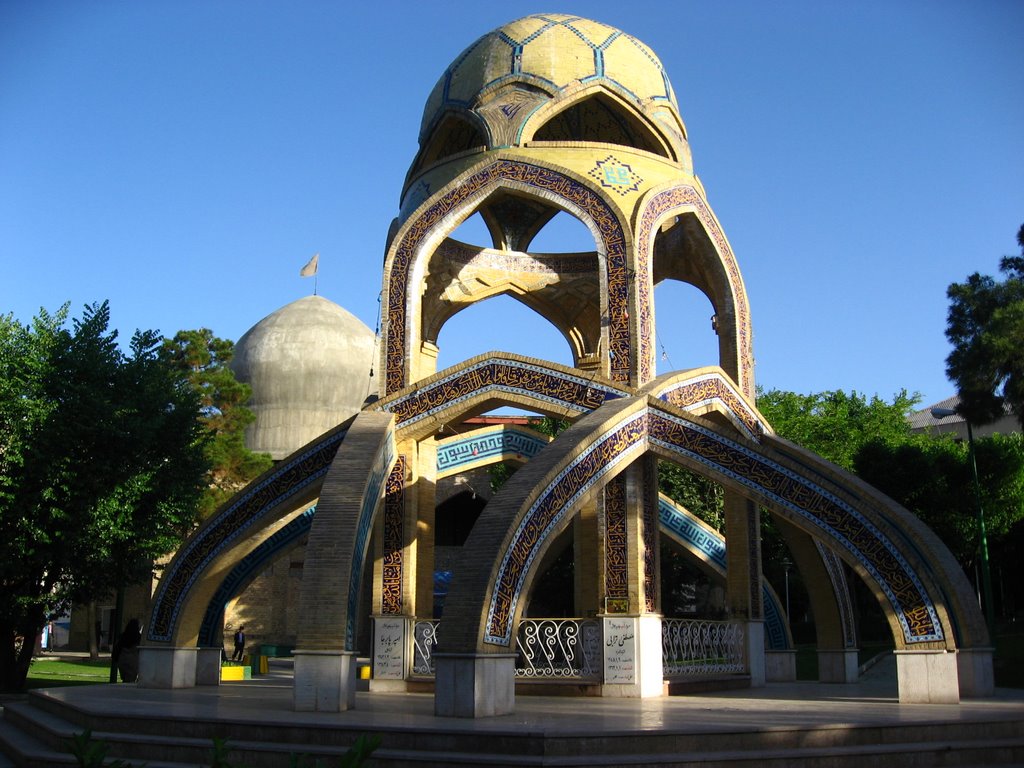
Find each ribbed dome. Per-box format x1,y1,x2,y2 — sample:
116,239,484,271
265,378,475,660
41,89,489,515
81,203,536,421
419,14,682,146
231,295,376,460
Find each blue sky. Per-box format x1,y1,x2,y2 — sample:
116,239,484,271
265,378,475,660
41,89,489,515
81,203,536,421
2,1,1022,409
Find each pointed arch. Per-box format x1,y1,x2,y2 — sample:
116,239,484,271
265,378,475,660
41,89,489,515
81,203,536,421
637,184,754,397
145,420,354,646
520,82,679,161
381,158,639,394
437,394,984,655
408,110,489,180
531,91,669,158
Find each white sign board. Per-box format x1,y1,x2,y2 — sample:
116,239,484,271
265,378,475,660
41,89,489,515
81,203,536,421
373,617,406,680
602,616,638,684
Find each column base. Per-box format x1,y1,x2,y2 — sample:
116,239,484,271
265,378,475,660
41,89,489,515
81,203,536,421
895,649,960,704
293,650,357,712
137,646,197,689
745,621,765,687
957,648,994,698
195,647,223,686
600,615,664,697
818,649,859,683
765,649,796,682
434,653,516,717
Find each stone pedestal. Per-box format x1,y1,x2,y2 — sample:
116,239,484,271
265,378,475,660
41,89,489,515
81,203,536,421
370,616,409,692
137,646,198,689
818,649,859,683
600,615,664,697
293,650,357,712
895,649,959,704
957,648,994,698
434,653,516,717
765,649,796,682
195,647,223,686
745,621,765,687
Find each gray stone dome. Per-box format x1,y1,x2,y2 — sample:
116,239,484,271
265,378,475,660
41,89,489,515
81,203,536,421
231,295,376,460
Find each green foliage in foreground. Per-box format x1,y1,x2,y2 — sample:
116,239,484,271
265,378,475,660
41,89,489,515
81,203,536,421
0,302,209,692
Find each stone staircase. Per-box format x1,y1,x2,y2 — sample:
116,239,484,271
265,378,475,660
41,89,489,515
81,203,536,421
3,688,1024,768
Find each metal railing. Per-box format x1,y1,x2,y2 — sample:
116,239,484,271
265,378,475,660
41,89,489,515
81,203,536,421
515,618,601,679
411,617,601,680
661,618,745,677
412,617,746,681
411,619,439,677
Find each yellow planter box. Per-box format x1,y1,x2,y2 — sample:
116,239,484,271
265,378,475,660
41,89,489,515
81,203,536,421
220,665,251,681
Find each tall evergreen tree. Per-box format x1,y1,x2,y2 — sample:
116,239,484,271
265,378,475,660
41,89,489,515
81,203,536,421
945,223,1024,428
160,329,272,518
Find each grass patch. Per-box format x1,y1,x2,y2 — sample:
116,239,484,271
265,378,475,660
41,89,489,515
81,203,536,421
26,657,111,689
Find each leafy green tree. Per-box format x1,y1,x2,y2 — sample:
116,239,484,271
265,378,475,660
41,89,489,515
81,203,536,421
945,223,1024,428
759,387,1024,622
855,434,1023,564
160,329,272,519
0,303,208,691
756,388,920,471
658,462,724,531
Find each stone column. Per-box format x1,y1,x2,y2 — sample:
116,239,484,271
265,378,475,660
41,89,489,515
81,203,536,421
723,493,765,686
598,461,663,697
371,452,417,691
573,498,601,615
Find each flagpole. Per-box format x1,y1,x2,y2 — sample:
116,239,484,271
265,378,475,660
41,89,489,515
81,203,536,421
300,253,320,295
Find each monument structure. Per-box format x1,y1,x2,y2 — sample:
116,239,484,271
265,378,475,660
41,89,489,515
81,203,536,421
137,14,992,717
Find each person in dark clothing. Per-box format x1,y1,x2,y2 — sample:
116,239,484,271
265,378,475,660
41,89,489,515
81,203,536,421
232,626,246,661
112,619,142,683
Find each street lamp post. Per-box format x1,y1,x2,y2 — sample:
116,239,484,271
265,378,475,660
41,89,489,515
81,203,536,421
781,557,792,622
931,407,997,641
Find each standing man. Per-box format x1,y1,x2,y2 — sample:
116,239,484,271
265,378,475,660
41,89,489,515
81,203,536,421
232,625,246,661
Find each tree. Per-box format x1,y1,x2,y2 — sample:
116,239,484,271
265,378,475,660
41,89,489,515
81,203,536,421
945,223,1024,428
160,329,272,519
758,387,1024,623
0,303,209,691
756,388,920,471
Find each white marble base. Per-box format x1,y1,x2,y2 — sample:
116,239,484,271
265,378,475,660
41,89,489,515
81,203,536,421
137,646,197,689
818,649,859,683
895,649,960,704
195,647,223,686
957,648,994,698
601,615,664,697
745,621,765,687
765,650,796,682
293,650,357,712
372,616,408,680
434,653,516,718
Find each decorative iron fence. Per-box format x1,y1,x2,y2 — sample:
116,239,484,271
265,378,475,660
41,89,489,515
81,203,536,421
411,619,439,677
661,618,745,677
410,618,601,680
515,618,601,679
411,617,745,681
